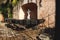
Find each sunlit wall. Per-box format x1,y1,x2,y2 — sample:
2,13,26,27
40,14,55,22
13,0,55,28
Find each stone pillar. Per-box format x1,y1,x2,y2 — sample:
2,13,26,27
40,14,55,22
13,5,19,19
37,0,40,19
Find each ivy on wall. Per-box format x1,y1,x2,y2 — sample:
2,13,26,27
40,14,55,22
0,0,20,18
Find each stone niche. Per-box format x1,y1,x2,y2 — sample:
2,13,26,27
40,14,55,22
13,0,39,19
21,3,37,19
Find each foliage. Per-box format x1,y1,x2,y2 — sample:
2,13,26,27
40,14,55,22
0,0,24,19
12,0,17,6
0,0,22,18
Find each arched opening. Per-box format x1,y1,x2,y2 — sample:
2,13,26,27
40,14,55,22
21,3,37,19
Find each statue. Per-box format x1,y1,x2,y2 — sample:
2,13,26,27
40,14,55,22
27,9,31,19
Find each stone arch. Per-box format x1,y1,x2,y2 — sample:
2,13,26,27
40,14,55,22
22,3,37,19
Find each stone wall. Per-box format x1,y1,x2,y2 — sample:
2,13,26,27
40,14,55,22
13,0,55,28
38,0,55,28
